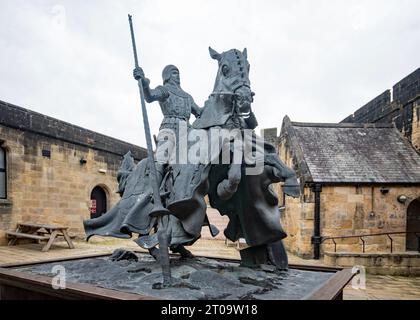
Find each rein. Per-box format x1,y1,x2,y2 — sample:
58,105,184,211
209,83,252,119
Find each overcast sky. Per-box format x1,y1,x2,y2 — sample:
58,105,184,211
0,0,419,146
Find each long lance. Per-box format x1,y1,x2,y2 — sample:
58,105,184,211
128,14,172,287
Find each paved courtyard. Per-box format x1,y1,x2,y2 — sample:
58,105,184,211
0,238,418,300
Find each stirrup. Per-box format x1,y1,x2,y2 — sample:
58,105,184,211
135,233,159,249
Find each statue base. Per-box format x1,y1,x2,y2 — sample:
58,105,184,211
0,252,354,300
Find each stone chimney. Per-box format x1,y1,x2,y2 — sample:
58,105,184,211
260,127,279,152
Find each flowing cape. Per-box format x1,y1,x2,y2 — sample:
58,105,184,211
84,132,299,248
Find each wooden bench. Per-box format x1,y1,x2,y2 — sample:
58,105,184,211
6,223,75,252
5,231,50,241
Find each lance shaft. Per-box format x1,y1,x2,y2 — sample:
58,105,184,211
128,14,171,286
128,14,160,202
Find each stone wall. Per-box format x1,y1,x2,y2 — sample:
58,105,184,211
324,252,420,276
0,125,122,244
278,132,315,258
260,128,279,152
393,68,420,105
341,68,420,151
319,185,418,254
281,186,315,259
341,90,391,124
278,137,420,259
0,100,146,161
0,101,147,245
281,183,419,258
412,99,420,151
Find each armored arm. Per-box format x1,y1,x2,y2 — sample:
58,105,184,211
144,85,169,103
133,67,169,103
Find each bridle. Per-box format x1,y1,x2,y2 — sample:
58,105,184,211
210,82,253,119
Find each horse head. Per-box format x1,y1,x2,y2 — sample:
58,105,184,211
209,47,254,117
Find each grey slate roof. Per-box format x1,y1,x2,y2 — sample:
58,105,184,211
280,116,420,184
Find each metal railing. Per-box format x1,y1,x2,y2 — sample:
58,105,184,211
321,231,420,253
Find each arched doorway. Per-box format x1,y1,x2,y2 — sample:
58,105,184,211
406,197,420,251
90,186,107,219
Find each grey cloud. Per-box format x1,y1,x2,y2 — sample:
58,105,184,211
0,0,419,146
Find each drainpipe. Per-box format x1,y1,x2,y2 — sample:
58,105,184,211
311,184,322,259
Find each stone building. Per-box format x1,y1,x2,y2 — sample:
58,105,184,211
277,117,420,261
0,100,147,245
342,67,420,152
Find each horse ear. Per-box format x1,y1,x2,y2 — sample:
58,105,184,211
242,48,248,59
209,47,221,61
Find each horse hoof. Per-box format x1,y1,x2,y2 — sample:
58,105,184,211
148,247,160,261
110,249,138,262
170,245,195,259
152,281,172,290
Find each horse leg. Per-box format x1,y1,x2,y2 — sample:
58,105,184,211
217,163,242,200
148,246,160,261
239,241,288,270
170,244,194,259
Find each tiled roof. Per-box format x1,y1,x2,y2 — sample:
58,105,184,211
281,116,420,184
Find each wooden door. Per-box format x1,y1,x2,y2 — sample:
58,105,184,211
406,198,420,251
90,186,107,219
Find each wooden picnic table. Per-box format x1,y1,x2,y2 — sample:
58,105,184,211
6,222,75,252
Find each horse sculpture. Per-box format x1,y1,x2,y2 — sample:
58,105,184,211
83,47,300,271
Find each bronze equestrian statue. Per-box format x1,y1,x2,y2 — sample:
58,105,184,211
84,15,300,288
84,45,299,263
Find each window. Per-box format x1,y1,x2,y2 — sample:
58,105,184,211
0,147,6,199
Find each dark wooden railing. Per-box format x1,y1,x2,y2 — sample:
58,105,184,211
321,231,420,253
